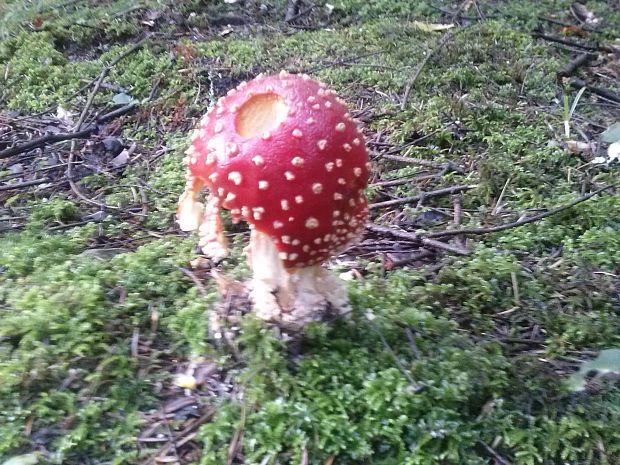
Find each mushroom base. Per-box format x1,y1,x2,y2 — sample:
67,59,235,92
246,230,351,331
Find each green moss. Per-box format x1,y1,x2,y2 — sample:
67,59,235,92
1,0,618,463
0,32,97,110
0,235,210,460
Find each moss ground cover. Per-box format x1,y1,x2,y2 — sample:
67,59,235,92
0,1,618,464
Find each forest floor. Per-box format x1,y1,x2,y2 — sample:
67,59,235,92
0,1,619,464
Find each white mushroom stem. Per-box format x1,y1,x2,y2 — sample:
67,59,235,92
246,229,350,330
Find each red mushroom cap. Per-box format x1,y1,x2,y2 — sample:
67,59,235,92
186,71,370,268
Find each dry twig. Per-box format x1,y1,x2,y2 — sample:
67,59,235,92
0,103,137,160
377,153,464,173
400,31,455,111
532,32,612,53
369,184,475,210
366,223,470,255
569,78,620,104
557,52,595,79
426,184,616,238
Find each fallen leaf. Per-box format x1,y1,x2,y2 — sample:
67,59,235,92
56,105,74,126
1,453,40,465
8,163,24,175
145,9,162,21
560,25,586,37
190,257,211,270
81,248,126,260
174,374,197,389
31,17,44,29
567,349,620,391
601,122,620,144
219,26,234,37
339,270,357,281
571,2,599,25
110,148,131,168
111,92,135,105
566,140,592,154
608,142,620,162
411,21,454,33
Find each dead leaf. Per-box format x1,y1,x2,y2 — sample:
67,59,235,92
571,2,599,25
560,25,586,37
31,17,44,29
1,454,40,465
56,105,74,126
219,26,234,37
110,148,131,168
111,92,135,105
190,257,211,270
7,163,23,175
174,374,197,389
411,21,454,32
601,122,620,143
608,141,620,162
566,140,593,154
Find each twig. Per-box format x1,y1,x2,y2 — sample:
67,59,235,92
452,193,466,249
557,53,595,79
227,396,246,465
377,153,464,173
431,4,494,20
148,408,215,465
384,249,435,270
98,102,139,123
401,31,454,110
478,441,513,465
404,327,422,359
0,103,137,160
74,39,146,132
369,185,475,210
284,0,301,22
176,266,209,296
531,32,612,53
66,39,146,210
538,16,594,32
303,51,384,74
426,184,616,238
0,127,92,159
367,318,423,391
227,429,243,465
366,223,470,255
569,78,620,104
370,172,452,188
0,178,50,192
511,272,521,305
286,4,316,23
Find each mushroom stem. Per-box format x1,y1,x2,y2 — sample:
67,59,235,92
246,230,350,330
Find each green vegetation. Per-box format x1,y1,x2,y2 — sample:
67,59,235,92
1,0,618,464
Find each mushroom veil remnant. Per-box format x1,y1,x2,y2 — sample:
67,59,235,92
177,71,370,330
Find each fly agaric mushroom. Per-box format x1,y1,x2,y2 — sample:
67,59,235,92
178,71,370,330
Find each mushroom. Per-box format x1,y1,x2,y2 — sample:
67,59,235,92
177,71,370,330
